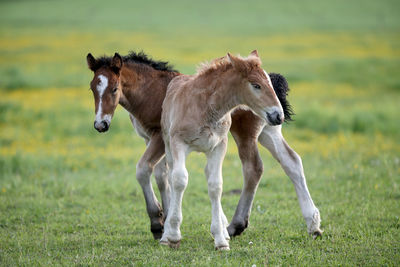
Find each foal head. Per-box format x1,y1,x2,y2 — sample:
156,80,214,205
87,53,123,132
227,50,284,126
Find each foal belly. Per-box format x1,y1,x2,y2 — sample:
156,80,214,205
188,134,221,152
185,121,230,153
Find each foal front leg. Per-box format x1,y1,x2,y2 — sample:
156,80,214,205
136,133,166,239
205,138,230,250
160,140,188,248
258,126,322,238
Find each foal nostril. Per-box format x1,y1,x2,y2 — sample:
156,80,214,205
276,113,281,124
102,121,109,131
267,111,283,126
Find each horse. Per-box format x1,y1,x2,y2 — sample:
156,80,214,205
160,51,286,250
86,51,322,242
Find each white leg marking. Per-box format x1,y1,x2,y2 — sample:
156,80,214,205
161,141,188,247
259,125,322,235
160,145,173,245
205,139,230,250
154,158,170,216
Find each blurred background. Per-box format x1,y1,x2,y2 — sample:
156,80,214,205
0,0,399,265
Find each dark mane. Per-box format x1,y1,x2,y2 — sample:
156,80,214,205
123,51,178,72
269,73,294,122
94,51,178,72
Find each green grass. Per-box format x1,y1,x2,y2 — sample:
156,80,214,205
1,0,400,266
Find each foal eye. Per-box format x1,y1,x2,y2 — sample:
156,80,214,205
252,83,261,90
112,88,118,94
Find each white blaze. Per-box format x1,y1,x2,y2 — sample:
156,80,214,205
263,69,284,119
95,75,108,122
263,70,273,89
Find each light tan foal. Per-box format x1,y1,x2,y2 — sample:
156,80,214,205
160,51,284,250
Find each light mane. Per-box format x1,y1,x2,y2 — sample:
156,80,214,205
196,56,230,76
196,54,261,77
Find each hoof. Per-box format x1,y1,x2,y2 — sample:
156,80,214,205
159,239,169,246
312,229,323,240
168,240,181,249
307,210,322,239
227,221,248,237
151,221,164,240
151,229,163,240
216,246,230,251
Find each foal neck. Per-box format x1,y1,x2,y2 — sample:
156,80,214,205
203,70,243,123
118,62,178,120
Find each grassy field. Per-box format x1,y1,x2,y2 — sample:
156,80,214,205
1,0,400,266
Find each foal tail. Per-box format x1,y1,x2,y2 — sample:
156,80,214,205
269,73,294,122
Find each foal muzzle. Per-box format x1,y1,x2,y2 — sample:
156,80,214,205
266,111,283,126
94,120,109,132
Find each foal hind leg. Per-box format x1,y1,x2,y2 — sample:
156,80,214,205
136,133,166,239
228,111,264,237
227,136,263,237
154,157,170,219
205,138,230,250
258,126,322,238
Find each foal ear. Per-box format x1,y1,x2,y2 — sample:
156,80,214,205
111,53,123,74
227,53,235,65
227,53,246,73
249,50,259,57
227,53,240,68
87,53,98,71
